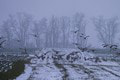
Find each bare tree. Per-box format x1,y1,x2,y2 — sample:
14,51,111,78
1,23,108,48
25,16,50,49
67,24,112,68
49,16,60,48
93,16,119,46
15,13,33,48
59,16,71,48
33,18,47,48
72,13,86,48
1,15,17,48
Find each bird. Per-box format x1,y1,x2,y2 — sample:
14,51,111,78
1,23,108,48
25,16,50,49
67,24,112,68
0,40,6,48
109,45,118,51
110,45,117,48
81,33,84,35
79,34,90,40
73,43,79,46
0,36,5,39
71,30,79,34
30,34,39,38
44,51,51,55
0,40,6,45
102,44,109,48
91,49,95,52
16,39,21,42
83,36,90,39
79,35,83,37
35,54,41,59
52,49,61,54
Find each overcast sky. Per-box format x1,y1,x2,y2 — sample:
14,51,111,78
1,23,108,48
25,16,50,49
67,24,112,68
0,0,120,48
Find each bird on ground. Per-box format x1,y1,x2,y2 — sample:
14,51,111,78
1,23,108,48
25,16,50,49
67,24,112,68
52,49,61,54
34,54,41,59
110,45,117,48
102,44,109,48
44,51,51,55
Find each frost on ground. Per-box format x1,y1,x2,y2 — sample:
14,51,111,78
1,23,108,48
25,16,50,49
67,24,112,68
28,64,63,80
16,48,120,80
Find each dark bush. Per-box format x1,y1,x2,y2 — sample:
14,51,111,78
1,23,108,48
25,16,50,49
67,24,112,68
0,60,26,80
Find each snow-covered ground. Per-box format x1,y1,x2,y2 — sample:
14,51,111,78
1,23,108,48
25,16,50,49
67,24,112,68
16,65,32,80
16,48,120,80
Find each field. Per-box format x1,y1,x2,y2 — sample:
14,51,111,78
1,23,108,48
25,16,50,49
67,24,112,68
0,48,120,80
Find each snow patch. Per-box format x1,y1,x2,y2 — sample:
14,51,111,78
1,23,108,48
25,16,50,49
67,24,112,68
16,64,32,80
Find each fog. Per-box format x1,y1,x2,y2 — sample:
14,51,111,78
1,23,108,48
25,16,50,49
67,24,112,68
1,1,120,80
0,0,120,48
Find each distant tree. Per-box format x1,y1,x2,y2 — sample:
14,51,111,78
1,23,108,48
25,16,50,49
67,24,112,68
1,15,16,48
33,18,47,48
15,13,33,48
93,16,119,46
72,13,86,48
49,16,60,48
45,26,51,48
59,16,71,48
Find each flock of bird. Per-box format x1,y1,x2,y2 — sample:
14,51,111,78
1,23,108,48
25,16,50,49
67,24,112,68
0,30,119,65
102,44,118,50
32,48,102,64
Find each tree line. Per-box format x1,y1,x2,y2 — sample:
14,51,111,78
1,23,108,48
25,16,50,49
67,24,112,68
0,12,119,49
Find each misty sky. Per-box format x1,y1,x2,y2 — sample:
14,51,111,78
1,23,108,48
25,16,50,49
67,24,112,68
0,0,120,48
